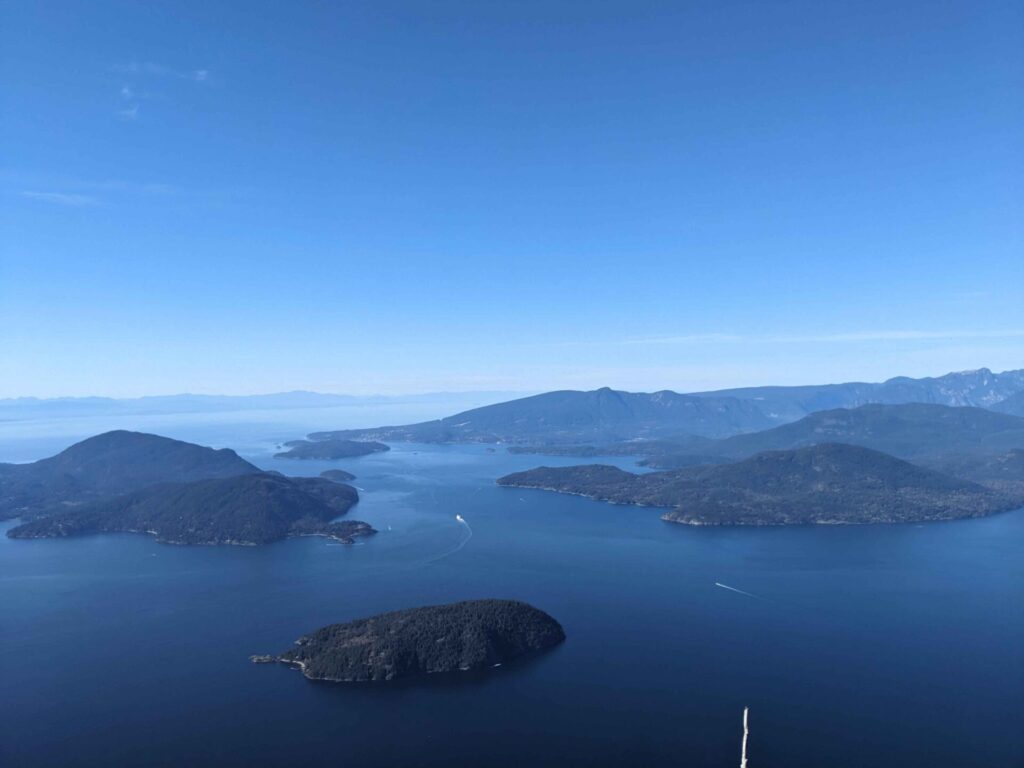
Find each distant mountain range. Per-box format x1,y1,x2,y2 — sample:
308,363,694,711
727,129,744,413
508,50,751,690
689,367,1024,421
498,443,1017,525
308,368,1024,445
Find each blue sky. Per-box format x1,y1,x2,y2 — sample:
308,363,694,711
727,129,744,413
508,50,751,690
1,0,1021,398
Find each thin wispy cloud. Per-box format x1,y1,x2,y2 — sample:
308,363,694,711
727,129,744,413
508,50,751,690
115,61,210,82
771,330,1024,343
84,178,177,195
20,191,100,206
113,62,209,120
625,333,746,344
11,177,179,207
623,329,1024,345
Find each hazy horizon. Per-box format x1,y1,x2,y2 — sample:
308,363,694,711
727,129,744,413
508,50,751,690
1,362,1020,402
3,330,1022,400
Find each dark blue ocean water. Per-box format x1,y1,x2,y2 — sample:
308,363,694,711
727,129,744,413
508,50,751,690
1,425,1022,767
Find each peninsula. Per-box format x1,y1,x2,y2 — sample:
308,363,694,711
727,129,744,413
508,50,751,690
497,443,1017,525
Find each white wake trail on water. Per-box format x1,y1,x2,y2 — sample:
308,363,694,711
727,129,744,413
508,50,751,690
420,515,473,565
454,515,473,550
715,582,759,599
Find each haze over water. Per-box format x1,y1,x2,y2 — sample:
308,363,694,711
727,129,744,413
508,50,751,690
1,409,1021,767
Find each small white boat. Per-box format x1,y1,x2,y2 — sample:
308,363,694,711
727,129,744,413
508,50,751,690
455,514,465,523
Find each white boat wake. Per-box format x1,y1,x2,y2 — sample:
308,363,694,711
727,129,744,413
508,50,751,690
421,514,473,565
448,518,471,552
715,582,759,599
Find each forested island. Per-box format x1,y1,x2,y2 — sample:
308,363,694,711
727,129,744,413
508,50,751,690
498,444,1017,525
320,469,356,482
274,439,389,460
7,472,374,545
253,599,565,682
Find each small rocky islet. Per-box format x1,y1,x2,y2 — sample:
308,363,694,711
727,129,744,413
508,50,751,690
319,468,356,482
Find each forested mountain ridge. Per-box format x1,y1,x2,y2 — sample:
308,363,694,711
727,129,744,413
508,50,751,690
686,403,1024,462
309,387,776,443
922,449,1024,497
302,368,1024,447
0,431,259,520
992,389,1024,417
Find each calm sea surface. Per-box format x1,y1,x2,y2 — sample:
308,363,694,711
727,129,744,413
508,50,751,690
1,409,1022,767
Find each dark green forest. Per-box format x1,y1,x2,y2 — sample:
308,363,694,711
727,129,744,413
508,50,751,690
8,473,373,545
268,599,565,682
499,443,1018,525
